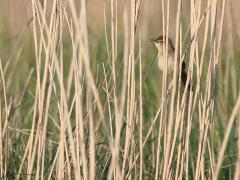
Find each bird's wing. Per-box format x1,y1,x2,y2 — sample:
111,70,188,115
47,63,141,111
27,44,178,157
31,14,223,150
181,61,190,90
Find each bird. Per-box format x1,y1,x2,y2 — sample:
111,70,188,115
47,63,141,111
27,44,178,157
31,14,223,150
150,35,190,91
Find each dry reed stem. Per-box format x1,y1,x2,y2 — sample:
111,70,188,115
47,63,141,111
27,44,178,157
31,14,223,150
1,0,239,179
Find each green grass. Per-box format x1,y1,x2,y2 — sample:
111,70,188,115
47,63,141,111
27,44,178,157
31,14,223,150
1,30,239,179
1,0,240,179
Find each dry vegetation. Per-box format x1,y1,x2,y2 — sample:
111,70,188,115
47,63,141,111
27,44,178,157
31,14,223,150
0,0,240,179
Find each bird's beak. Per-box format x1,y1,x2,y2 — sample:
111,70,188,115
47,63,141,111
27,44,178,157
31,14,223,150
150,39,156,43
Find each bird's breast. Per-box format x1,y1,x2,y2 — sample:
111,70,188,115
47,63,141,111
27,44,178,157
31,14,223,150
158,54,175,73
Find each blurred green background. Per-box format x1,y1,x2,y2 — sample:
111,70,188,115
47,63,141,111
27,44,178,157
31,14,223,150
0,0,240,178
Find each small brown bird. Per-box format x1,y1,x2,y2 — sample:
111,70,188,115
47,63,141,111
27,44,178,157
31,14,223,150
151,35,189,90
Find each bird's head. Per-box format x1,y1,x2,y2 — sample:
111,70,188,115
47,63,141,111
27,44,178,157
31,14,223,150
150,35,175,55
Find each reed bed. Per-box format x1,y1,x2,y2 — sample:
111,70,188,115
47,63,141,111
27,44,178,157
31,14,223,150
0,0,240,179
